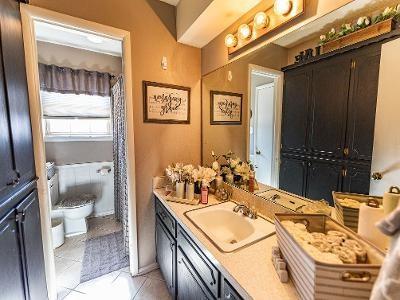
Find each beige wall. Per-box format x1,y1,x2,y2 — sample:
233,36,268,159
176,0,212,40
45,141,113,165
202,44,287,164
201,0,353,75
30,0,201,269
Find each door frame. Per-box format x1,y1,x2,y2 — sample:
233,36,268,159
247,64,283,188
20,5,138,300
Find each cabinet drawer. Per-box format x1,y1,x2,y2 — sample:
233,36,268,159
155,197,176,237
223,279,243,300
177,225,219,298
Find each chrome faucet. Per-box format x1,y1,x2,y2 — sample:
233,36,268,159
233,203,257,219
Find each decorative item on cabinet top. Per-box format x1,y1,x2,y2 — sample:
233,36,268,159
142,81,190,124
225,0,304,55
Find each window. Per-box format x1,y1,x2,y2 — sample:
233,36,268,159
41,91,112,141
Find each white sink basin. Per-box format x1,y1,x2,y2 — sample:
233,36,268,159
185,202,275,252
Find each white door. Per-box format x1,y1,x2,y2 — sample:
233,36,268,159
253,83,275,185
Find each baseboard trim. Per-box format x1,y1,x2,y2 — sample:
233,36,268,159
92,210,115,218
137,262,159,275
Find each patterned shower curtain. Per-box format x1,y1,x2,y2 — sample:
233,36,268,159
111,75,129,256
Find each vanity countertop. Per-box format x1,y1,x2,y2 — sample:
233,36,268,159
153,188,299,300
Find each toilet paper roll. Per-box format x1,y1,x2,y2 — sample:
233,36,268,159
358,202,389,250
383,186,400,216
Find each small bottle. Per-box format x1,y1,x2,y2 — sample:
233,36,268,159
201,184,209,204
248,171,255,193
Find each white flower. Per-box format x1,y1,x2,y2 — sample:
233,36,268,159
230,157,240,168
357,17,364,26
365,18,370,26
234,162,251,181
330,28,336,34
345,23,352,30
383,7,391,16
320,34,326,41
212,161,220,172
397,4,400,13
194,166,216,187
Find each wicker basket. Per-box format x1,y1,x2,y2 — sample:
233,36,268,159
275,214,385,300
333,192,382,232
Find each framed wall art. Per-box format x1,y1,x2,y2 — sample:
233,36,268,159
143,81,190,124
210,90,242,125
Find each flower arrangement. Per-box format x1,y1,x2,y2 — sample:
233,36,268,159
182,164,195,183
192,166,216,187
210,150,221,175
165,163,185,183
319,4,400,46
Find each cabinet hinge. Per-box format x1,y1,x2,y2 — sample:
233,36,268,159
16,212,25,223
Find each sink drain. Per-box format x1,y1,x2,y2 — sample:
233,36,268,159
229,239,238,244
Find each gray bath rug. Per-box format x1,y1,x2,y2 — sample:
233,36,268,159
80,231,129,283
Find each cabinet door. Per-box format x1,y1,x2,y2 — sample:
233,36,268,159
346,46,381,161
279,156,307,197
0,0,35,187
309,55,351,158
342,164,371,195
305,160,343,205
16,190,48,300
156,217,176,298
0,209,26,300
0,38,16,201
176,248,215,300
281,67,311,153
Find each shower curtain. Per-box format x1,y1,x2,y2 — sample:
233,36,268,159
111,75,129,256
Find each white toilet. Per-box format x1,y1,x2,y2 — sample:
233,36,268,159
49,173,96,237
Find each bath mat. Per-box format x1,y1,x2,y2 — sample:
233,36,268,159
80,231,129,283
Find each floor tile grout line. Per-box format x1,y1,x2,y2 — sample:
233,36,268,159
131,277,148,300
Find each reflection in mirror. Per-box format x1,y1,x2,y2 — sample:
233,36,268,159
202,2,400,213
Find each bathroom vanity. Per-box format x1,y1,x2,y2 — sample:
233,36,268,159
154,188,299,300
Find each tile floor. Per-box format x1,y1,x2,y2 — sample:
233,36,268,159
55,216,171,300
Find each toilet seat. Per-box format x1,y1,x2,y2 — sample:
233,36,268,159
58,193,96,209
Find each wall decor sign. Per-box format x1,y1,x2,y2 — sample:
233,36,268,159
210,91,242,125
143,81,190,124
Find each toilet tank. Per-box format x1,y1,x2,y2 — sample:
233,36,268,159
48,173,59,206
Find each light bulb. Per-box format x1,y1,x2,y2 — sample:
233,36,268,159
224,34,237,48
238,24,251,40
274,0,292,16
253,12,269,30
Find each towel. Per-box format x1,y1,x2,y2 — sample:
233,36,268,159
370,208,400,300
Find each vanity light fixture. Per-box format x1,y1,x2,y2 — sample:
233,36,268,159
253,12,269,30
238,24,251,40
224,34,238,48
274,0,293,16
225,0,303,55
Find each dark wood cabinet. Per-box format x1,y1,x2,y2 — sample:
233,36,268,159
176,248,215,300
16,191,48,300
280,41,382,201
155,197,243,300
305,160,343,204
281,67,311,153
309,55,351,158
0,209,26,300
156,218,176,298
346,45,381,161
279,155,307,196
0,1,46,299
0,0,35,192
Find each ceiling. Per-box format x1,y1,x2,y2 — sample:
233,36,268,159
160,0,180,6
34,21,122,57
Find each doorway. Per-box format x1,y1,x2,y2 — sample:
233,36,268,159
21,5,138,300
247,64,283,188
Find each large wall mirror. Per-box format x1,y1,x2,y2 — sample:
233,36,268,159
201,0,400,207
